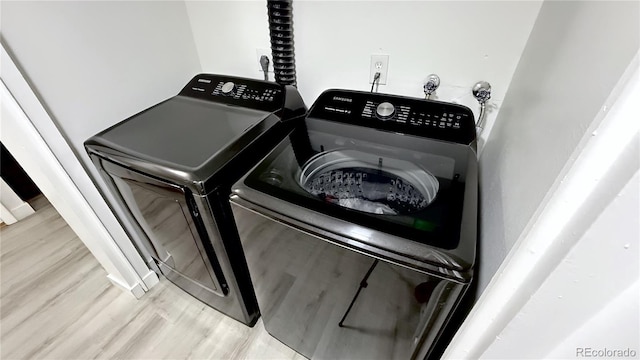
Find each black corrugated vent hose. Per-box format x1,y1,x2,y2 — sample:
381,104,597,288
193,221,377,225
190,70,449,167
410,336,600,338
267,0,297,86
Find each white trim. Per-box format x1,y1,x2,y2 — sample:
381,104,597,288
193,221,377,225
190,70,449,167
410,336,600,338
141,269,161,290
0,203,18,225
0,178,35,221
444,53,640,359
107,274,147,300
7,202,36,220
1,74,146,298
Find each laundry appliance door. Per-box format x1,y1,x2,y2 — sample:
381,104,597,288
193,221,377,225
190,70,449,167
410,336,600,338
100,159,229,300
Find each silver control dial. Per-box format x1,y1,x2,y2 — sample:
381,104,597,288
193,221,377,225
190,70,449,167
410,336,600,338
221,82,236,95
376,102,395,120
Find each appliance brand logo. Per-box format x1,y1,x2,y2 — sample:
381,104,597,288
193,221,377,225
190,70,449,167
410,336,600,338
332,96,353,103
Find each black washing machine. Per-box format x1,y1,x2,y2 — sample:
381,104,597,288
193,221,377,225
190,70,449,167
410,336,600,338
85,74,306,326
230,89,477,357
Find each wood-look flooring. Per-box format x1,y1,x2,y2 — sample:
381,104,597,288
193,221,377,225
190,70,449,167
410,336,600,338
0,198,305,360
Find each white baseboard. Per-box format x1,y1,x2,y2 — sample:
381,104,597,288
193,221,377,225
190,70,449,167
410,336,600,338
1,203,18,225
10,202,35,220
107,274,146,299
141,269,160,290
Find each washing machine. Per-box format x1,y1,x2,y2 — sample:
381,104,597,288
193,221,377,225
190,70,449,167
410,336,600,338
85,74,306,326
230,89,478,358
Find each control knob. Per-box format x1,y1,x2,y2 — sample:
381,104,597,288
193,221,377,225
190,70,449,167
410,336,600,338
221,82,236,96
376,102,395,120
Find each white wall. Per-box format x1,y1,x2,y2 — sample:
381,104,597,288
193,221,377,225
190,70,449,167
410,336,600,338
446,49,639,359
547,280,639,359
476,0,639,291
185,0,542,147
1,1,202,288
186,1,272,78
482,170,639,359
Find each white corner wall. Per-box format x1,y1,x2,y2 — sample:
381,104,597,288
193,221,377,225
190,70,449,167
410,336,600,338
476,0,639,291
185,0,542,147
446,47,639,359
482,169,639,359
1,1,202,288
546,279,639,359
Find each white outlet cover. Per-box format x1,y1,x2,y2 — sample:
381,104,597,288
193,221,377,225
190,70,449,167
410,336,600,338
370,54,389,85
256,48,274,72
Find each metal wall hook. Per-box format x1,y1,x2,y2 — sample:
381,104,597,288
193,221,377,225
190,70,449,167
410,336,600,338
472,81,491,130
423,74,440,100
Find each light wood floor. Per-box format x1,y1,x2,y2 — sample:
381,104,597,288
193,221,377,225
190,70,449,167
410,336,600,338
0,198,305,360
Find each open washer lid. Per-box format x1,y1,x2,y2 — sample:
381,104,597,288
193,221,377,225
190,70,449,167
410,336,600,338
241,119,472,245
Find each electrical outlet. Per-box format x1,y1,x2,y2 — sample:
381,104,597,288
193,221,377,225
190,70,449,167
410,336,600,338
370,54,389,85
255,48,273,72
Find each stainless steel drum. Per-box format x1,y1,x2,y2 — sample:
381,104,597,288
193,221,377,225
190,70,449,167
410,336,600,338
299,149,439,215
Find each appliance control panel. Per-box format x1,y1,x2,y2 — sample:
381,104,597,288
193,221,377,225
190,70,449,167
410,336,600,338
308,89,476,144
179,74,285,112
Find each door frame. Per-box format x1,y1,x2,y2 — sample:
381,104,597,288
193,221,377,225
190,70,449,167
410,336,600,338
444,54,640,358
1,43,157,298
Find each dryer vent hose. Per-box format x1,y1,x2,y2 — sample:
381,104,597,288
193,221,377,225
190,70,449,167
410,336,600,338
267,0,297,86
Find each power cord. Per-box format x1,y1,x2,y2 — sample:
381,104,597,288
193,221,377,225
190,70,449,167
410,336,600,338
260,55,270,81
371,72,381,93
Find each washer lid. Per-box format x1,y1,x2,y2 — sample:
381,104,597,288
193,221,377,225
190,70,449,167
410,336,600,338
235,119,477,259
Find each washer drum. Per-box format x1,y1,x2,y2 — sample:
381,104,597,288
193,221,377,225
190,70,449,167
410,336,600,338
299,149,439,215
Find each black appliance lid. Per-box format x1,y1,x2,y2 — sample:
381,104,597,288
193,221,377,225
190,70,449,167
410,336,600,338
86,74,306,192
91,96,269,170
237,118,477,266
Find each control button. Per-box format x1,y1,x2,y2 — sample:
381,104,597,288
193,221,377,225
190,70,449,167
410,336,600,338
376,102,395,120
221,82,236,96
